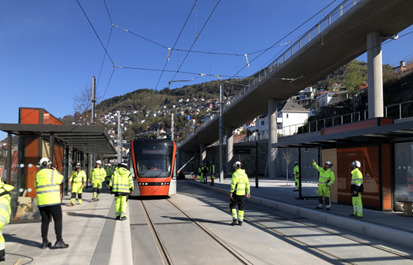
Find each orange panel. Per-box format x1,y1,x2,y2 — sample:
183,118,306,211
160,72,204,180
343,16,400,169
337,146,380,209
381,144,392,210
20,108,40,124
322,118,393,136
138,185,170,196
43,110,62,125
24,137,39,198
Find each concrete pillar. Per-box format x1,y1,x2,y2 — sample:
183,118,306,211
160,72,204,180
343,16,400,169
367,31,383,118
268,99,278,178
226,127,234,174
200,144,207,166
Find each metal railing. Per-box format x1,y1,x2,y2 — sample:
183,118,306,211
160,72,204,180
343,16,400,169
181,0,362,145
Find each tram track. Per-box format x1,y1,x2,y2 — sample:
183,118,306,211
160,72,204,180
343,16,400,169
139,199,253,265
189,193,413,264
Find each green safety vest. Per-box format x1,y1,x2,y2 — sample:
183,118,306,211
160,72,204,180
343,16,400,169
230,169,250,196
293,165,299,178
210,165,215,174
0,183,14,225
70,170,86,184
351,168,363,186
312,161,335,187
35,169,64,207
110,167,134,194
91,167,106,183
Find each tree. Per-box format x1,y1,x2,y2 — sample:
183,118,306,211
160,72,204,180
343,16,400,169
282,150,294,186
73,86,93,125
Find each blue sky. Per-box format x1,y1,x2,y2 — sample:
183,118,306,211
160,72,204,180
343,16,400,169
1,0,413,139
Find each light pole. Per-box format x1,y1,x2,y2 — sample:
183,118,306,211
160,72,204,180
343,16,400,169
219,82,224,182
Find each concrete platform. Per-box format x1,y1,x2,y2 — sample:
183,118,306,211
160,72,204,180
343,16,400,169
2,178,413,264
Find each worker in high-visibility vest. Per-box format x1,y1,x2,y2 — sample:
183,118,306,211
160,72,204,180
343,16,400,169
69,163,86,206
209,161,215,186
109,162,134,221
198,165,203,183
230,161,250,226
312,159,335,210
0,181,14,261
350,160,364,218
293,162,299,191
202,164,209,184
105,163,112,185
91,160,106,201
35,157,69,249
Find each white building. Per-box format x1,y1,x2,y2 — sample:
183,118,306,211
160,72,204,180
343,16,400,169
247,99,309,138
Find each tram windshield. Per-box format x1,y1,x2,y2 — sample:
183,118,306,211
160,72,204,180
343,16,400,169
133,142,173,178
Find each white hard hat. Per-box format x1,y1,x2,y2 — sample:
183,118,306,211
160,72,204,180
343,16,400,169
233,161,242,167
76,163,82,168
96,160,102,164
39,157,50,167
352,160,361,168
325,161,333,167
120,162,128,168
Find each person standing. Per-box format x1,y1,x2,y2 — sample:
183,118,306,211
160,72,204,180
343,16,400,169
105,163,112,185
293,162,299,191
312,159,335,210
34,157,69,249
69,163,86,206
230,161,250,226
0,181,14,261
202,164,209,184
350,160,364,218
109,162,134,220
91,160,106,201
209,161,215,186
198,165,203,183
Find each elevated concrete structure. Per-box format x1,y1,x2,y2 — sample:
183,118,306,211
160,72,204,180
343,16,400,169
178,0,413,153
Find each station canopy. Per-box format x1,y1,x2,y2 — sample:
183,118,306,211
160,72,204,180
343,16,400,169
273,120,413,149
0,123,116,155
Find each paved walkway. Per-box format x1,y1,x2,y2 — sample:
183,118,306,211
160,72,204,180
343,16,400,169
3,188,133,265
193,177,413,250
2,178,413,264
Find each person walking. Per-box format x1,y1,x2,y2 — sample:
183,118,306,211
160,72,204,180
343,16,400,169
34,157,69,249
229,161,250,226
209,161,215,186
293,162,299,191
91,160,106,201
109,162,134,220
0,181,14,261
312,159,335,210
69,163,86,206
350,160,364,218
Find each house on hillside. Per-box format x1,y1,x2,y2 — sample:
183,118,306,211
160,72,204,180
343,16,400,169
246,99,310,140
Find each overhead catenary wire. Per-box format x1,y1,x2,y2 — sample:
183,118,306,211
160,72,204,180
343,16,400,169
76,0,115,67
230,0,339,79
154,0,198,90
168,0,222,87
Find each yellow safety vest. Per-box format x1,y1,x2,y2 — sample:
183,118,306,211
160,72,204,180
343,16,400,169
230,169,250,196
351,168,363,186
110,167,134,194
312,162,335,187
70,170,86,184
0,183,14,225
91,167,106,183
35,169,64,207
293,165,299,178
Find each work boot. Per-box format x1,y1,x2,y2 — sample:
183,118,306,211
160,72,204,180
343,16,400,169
231,219,237,226
41,241,51,249
0,249,5,261
238,221,243,226
54,240,69,249
120,216,127,221
115,216,121,220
